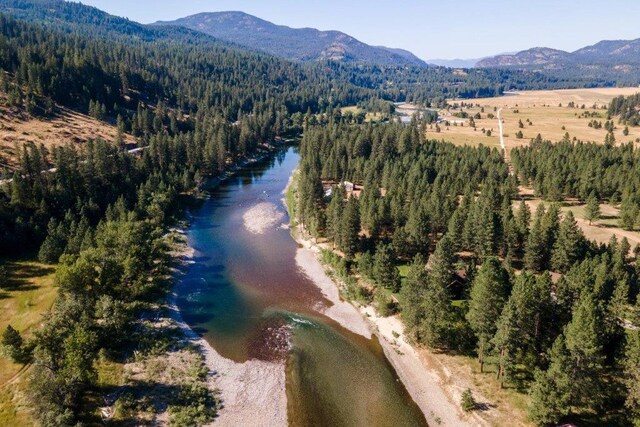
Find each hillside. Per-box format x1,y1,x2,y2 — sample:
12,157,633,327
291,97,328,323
478,47,570,69
0,91,135,170
477,38,640,73
153,11,427,66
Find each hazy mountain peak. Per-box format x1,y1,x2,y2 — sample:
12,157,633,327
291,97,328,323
477,38,640,69
153,11,427,66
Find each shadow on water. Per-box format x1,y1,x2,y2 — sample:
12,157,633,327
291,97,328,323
177,147,427,426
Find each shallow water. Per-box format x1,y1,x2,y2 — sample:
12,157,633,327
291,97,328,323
177,147,427,426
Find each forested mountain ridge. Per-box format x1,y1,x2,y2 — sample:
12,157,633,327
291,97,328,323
478,47,570,68
477,37,640,74
154,11,428,67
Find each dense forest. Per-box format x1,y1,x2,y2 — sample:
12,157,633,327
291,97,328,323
296,120,640,426
1,0,639,425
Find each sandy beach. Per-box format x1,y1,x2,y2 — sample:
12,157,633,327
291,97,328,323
293,235,483,426
169,297,287,427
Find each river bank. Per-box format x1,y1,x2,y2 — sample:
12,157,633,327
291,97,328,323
170,146,294,425
293,236,482,426
170,233,288,427
284,170,486,427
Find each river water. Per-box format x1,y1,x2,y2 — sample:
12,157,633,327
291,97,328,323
176,147,427,426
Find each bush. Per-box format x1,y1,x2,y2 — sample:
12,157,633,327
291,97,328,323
169,384,217,426
374,290,398,317
1,325,31,363
461,388,477,412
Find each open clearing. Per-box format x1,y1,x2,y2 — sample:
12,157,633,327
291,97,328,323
438,87,640,150
0,258,56,425
516,187,640,251
0,91,135,167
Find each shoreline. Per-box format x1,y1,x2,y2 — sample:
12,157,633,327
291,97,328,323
283,171,485,427
292,233,483,427
170,240,288,427
166,143,294,426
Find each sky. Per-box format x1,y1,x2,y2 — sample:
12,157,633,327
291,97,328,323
76,0,640,60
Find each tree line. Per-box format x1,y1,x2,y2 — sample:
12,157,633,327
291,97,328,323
296,119,640,426
511,140,640,231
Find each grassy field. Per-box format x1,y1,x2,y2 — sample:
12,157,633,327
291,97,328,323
518,196,640,250
438,87,640,151
0,91,135,167
0,258,57,425
340,105,385,122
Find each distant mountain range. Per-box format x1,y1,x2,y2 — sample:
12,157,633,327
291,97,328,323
427,58,483,68
477,39,640,71
153,12,427,67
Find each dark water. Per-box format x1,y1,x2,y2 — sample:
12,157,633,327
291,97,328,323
177,147,427,426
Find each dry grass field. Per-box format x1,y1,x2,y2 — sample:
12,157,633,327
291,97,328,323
0,259,57,425
428,109,502,149
0,92,135,167
340,105,384,122
515,187,640,253
441,87,640,152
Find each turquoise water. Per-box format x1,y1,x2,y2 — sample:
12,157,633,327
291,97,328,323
177,148,427,426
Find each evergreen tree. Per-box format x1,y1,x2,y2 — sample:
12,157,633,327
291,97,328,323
492,300,518,387
420,236,456,347
624,331,640,425
467,258,510,372
525,204,546,272
400,255,428,336
373,244,401,292
585,192,601,225
551,210,586,273
528,336,572,426
2,325,27,363
340,197,360,261
514,200,531,256
564,292,606,410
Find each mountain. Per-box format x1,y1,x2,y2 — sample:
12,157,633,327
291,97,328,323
153,11,427,67
477,47,570,69
477,38,640,70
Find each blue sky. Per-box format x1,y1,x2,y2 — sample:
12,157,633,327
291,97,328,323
76,0,640,60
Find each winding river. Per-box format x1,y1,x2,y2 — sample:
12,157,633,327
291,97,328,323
176,147,427,426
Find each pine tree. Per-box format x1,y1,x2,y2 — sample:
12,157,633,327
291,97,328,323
564,292,606,409
514,200,531,257
2,325,26,363
467,258,510,372
420,236,455,347
540,203,560,268
373,244,400,292
492,300,518,387
624,331,640,425
340,197,360,261
525,204,546,272
326,185,344,246
528,336,572,426
585,192,601,225
551,210,586,272
401,255,428,336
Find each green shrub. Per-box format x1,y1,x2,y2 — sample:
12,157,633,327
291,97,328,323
461,388,476,412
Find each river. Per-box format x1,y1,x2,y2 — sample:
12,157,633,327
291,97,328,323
176,147,427,426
